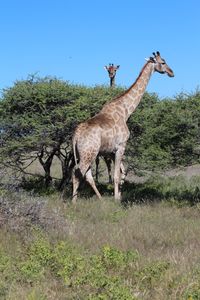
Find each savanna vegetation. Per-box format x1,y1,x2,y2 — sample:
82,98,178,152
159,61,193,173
0,75,200,191
1,190,200,300
1,76,200,299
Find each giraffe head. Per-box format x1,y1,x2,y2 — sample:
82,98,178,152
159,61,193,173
104,64,120,79
148,51,174,77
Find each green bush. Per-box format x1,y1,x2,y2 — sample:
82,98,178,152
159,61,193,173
50,242,138,299
102,245,139,268
20,259,45,283
19,237,52,283
122,175,200,205
3,222,200,299
134,260,170,290
52,241,86,286
26,289,47,300
29,238,52,266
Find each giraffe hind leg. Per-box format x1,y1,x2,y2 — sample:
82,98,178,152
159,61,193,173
72,162,102,202
104,156,113,184
85,168,102,199
72,168,81,204
95,156,100,182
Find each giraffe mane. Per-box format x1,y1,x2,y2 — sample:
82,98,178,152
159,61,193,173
110,61,151,103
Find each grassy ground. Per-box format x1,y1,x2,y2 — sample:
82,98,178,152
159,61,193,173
1,162,200,299
1,189,200,299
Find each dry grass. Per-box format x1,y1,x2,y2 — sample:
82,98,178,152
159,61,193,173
1,163,200,299
65,198,200,258
57,199,200,299
1,196,200,299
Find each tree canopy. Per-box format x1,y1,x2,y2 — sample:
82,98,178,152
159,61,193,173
1,75,200,189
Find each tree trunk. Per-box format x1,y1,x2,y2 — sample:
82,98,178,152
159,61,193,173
58,151,74,191
38,146,59,188
43,161,53,187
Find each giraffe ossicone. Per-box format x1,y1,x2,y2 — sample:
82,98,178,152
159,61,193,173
72,51,174,203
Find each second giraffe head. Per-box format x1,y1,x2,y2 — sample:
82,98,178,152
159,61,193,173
104,64,120,79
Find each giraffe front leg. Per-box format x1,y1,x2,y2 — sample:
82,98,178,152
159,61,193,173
118,162,126,199
114,147,125,201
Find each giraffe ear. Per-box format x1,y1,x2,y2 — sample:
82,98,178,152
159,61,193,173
149,57,156,62
117,65,120,69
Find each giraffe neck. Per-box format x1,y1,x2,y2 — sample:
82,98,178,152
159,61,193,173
112,62,154,120
110,76,115,87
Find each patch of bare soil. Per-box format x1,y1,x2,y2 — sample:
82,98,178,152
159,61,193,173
164,164,200,178
126,164,200,183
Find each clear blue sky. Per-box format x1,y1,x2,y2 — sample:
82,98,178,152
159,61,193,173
0,0,199,98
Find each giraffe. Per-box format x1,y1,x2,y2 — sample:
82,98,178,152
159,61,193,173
72,51,174,203
104,63,120,87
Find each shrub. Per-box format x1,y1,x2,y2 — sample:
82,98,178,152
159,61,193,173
19,237,52,283
134,260,170,290
20,259,45,283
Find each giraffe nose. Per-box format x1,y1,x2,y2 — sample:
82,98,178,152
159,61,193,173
168,68,174,77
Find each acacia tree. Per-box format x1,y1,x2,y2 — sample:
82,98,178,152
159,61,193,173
127,91,200,171
0,76,81,186
0,75,124,188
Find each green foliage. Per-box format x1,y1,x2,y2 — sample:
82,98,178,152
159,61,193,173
0,249,16,281
102,245,139,268
0,249,17,298
0,232,139,299
106,208,127,223
2,198,200,299
0,231,177,300
0,76,124,152
26,289,47,300
1,75,200,194
128,91,200,170
52,241,86,286
21,176,57,195
20,237,52,283
186,289,200,300
20,259,45,283
184,268,200,300
29,237,52,266
134,260,170,290
122,175,200,205
0,251,11,273
0,75,124,188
